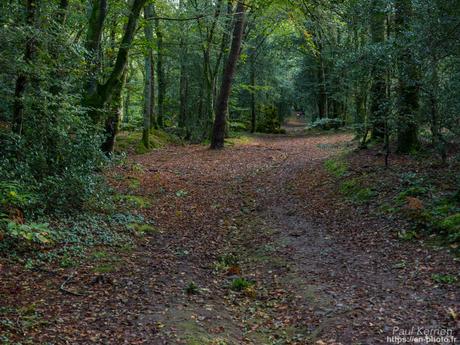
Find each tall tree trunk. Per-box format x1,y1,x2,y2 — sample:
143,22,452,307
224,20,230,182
210,1,246,149
84,0,107,99
84,0,146,128
101,68,127,154
178,41,188,129
250,50,256,133
370,0,386,139
395,0,419,153
317,54,327,119
142,3,155,148
153,5,165,128
12,0,39,134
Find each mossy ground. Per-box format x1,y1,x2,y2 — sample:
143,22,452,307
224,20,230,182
115,129,182,154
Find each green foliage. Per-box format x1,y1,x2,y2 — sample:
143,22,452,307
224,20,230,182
185,282,200,295
229,121,249,132
0,181,37,212
116,194,151,209
230,277,254,291
431,273,458,285
398,230,418,241
175,190,188,197
324,158,348,177
127,222,159,235
116,129,181,154
5,221,54,245
256,105,284,134
310,118,345,130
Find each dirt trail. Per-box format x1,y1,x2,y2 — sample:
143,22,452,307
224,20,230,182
2,128,458,344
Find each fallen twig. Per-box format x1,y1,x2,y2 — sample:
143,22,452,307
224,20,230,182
59,272,85,296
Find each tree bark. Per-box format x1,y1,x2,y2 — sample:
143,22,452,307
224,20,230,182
12,0,39,134
370,0,386,139
84,0,107,99
101,68,127,154
84,0,147,127
395,0,419,153
153,5,165,128
210,1,246,149
250,50,256,133
142,3,155,148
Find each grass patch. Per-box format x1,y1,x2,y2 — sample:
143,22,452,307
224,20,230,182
115,129,181,154
127,222,159,235
185,282,200,295
93,262,119,273
324,158,348,177
116,194,150,209
230,277,254,291
432,273,458,284
225,132,253,146
340,178,375,204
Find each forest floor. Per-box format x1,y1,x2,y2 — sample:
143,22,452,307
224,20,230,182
1,120,459,344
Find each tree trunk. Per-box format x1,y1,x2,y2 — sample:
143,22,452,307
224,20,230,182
250,50,256,133
153,5,165,128
12,0,39,134
84,0,146,127
142,3,155,148
179,46,188,129
317,55,327,119
370,0,386,140
210,1,246,149
84,0,107,99
101,68,128,154
395,0,419,153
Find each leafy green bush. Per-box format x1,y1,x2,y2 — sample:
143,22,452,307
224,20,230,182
5,221,54,245
256,105,284,134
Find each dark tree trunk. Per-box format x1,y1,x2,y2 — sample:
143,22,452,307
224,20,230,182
84,0,107,99
179,53,188,129
395,0,419,153
84,0,146,127
142,3,155,148
101,69,127,154
153,5,165,128
317,56,327,119
12,0,39,134
370,0,386,140
250,50,256,133
210,1,246,149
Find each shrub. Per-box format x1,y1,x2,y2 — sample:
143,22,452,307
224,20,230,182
324,158,348,177
310,118,345,130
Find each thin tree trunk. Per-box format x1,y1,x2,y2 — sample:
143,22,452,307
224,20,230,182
179,40,188,129
250,50,256,133
12,0,39,134
153,5,165,128
142,3,155,147
210,1,246,149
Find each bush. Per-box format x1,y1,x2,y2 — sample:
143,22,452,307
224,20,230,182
256,105,283,134
310,118,345,130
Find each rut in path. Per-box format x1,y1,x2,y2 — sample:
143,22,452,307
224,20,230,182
2,131,458,344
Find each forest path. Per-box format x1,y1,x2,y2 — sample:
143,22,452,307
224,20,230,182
4,131,458,344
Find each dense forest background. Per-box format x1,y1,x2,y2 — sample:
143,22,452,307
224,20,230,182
1,0,459,216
